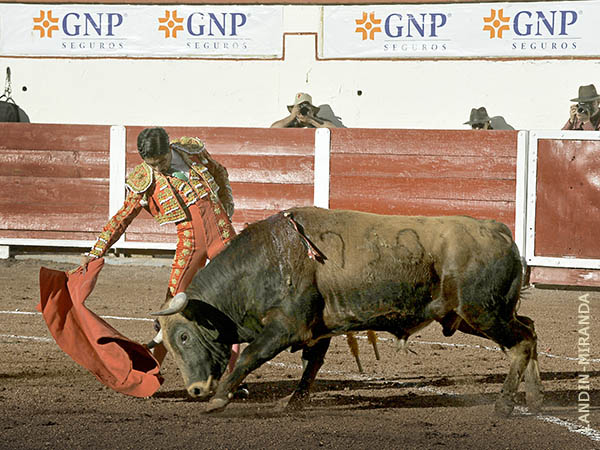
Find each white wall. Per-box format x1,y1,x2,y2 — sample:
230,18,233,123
2,5,599,130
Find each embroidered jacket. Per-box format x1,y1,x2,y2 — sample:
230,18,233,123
88,137,234,258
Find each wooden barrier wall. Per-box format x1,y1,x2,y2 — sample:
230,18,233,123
0,123,111,242
329,129,518,231
526,132,600,287
4,123,599,286
535,138,600,259
1,124,517,245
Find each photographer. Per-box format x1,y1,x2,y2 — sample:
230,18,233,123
563,84,600,130
271,92,337,128
464,106,514,130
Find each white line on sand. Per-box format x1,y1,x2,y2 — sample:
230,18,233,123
3,311,598,442
0,310,153,322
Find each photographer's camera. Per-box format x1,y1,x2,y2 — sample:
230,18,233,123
577,102,593,115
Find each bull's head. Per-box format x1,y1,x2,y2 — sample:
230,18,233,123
151,293,234,399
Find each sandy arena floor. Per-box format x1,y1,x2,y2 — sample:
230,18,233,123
0,256,598,449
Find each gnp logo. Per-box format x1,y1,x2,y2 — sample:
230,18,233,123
157,10,249,51
354,11,448,41
33,10,123,38
158,10,247,38
483,8,579,45
32,9,125,51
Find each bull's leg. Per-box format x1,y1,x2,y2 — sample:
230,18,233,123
459,308,539,417
517,315,544,413
206,322,297,413
287,337,331,410
496,316,543,415
523,340,544,413
496,336,532,417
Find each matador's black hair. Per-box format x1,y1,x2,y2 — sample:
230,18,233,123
137,127,170,159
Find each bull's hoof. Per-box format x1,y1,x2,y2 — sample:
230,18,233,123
273,394,295,412
285,398,308,411
494,395,515,417
205,397,229,413
285,393,309,411
275,393,308,411
526,392,544,414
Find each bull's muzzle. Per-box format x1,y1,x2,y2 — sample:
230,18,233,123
187,376,216,399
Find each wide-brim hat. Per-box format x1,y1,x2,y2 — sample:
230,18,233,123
570,84,600,102
464,106,491,125
287,92,320,113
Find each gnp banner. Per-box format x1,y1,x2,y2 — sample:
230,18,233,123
0,4,283,58
321,1,598,59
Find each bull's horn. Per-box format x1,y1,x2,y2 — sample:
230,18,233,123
150,292,189,316
203,375,213,392
147,329,163,349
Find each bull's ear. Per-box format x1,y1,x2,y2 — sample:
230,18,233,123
182,300,212,327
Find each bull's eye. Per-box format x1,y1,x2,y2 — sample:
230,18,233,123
180,333,189,345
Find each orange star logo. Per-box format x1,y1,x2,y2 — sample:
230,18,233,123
355,12,381,41
158,10,184,38
33,10,59,38
483,9,511,39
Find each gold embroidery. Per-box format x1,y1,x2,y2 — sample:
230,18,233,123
125,163,153,193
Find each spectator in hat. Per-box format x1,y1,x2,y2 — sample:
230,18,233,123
563,84,600,130
271,92,338,129
464,107,514,130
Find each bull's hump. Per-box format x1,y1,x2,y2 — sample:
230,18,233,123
288,207,501,244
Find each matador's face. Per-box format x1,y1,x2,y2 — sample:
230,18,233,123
144,150,172,174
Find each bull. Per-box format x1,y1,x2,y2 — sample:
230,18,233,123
152,207,543,416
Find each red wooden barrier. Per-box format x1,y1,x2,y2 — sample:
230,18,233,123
0,123,111,241
534,138,600,258
329,129,518,232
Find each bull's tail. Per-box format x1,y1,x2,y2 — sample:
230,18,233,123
521,256,531,289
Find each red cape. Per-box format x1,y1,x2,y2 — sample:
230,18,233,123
37,258,163,397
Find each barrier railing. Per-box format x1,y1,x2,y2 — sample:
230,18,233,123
2,123,598,285
525,130,600,286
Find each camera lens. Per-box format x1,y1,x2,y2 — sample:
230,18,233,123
577,103,591,114
300,107,309,115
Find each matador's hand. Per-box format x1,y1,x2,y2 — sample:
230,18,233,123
69,254,94,275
